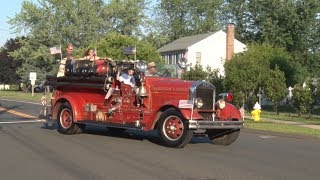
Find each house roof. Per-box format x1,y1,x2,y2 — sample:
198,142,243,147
157,32,216,53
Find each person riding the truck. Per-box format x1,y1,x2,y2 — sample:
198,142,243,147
84,48,100,60
57,43,74,77
64,43,75,60
117,66,140,106
118,66,136,87
145,62,158,76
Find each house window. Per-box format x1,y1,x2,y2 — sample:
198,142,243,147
175,54,180,65
196,52,201,64
169,54,172,65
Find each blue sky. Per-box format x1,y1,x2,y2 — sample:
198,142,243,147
0,0,25,46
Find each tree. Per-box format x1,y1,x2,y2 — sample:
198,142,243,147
103,0,149,36
291,83,313,117
221,0,251,42
292,52,320,80
155,0,223,42
10,38,58,83
94,32,162,63
263,67,287,114
8,0,151,83
224,0,320,53
0,38,24,84
224,44,289,109
206,67,225,95
181,64,208,81
9,0,108,48
309,79,320,116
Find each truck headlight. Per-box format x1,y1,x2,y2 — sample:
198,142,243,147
217,99,226,109
194,98,203,108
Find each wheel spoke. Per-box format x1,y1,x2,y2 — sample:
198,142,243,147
163,116,184,140
60,109,72,129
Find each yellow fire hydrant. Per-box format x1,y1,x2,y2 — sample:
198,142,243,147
251,102,261,121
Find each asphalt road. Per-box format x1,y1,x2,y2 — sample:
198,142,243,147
1,99,320,180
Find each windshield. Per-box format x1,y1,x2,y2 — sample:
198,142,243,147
154,64,182,78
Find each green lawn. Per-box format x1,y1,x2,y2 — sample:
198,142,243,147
245,119,320,138
261,111,320,125
0,91,44,103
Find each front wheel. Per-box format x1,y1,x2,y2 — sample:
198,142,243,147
207,129,240,146
57,102,83,135
158,108,193,148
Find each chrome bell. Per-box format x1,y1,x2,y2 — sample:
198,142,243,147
138,81,148,97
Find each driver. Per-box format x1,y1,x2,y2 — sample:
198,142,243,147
145,62,157,76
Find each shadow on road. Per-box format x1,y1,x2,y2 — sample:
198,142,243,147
41,123,213,146
84,125,164,146
41,121,57,130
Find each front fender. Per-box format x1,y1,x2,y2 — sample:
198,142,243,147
160,100,203,120
217,102,241,121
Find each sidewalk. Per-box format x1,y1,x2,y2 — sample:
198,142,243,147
244,115,320,130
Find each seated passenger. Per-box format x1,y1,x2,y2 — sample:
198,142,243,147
145,61,158,76
118,66,136,88
118,66,140,106
84,48,100,60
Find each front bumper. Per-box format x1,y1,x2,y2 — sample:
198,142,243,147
188,120,244,129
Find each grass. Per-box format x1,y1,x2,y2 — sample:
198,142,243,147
245,119,320,138
0,90,44,103
261,111,320,125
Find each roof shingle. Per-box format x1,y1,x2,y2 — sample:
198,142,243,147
157,32,216,52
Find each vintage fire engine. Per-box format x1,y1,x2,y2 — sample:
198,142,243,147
46,58,244,148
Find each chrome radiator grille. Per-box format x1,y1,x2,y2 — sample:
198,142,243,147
195,83,215,110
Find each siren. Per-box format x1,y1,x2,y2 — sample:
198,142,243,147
135,60,147,74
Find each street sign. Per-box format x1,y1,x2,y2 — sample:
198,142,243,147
29,72,37,81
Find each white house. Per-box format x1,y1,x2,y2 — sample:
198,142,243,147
157,24,246,76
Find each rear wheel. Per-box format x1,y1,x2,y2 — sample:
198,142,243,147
57,102,83,135
207,129,240,146
158,108,193,148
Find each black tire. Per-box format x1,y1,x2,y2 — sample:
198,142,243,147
158,108,193,148
57,102,82,135
207,129,240,146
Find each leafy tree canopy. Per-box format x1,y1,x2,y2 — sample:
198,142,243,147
224,0,320,53
94,31,163,63
0,38,24,84
8,0,151,83
224,43,289,107
155,0,224,42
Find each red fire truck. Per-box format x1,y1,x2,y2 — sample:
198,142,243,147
46,59,244,148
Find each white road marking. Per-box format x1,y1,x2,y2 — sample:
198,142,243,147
0,119,46,124
259,135,276,139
